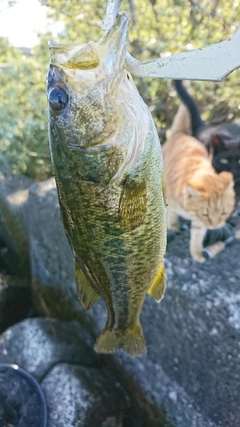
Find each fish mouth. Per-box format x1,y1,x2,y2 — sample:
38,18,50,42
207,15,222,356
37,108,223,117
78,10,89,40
99,12,129,75
47,13,129,85
48,40,100,71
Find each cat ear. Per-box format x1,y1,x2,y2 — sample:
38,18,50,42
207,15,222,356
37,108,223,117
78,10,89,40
186,183,201,197
210,134,225,153
219,171,234,187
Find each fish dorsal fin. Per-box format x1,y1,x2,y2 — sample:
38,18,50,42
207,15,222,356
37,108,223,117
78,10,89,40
75,263,100,310
148,264,166,302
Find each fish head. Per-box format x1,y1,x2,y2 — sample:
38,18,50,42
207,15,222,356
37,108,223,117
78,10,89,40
46,13,129,149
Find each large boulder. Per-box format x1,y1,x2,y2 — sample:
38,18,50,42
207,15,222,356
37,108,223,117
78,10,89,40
113,231,240,427
139,229,240,427
0,318,130,427
0,173,32,278
26,177,240,426
0,363,45,427
0,283,32,334
2,175,240,426
41,363,129,427
0,318,97,379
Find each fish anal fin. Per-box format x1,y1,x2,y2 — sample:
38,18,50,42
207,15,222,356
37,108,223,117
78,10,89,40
119,177,147,232
94,322,147,357
148,264,166,302
75,265,100,310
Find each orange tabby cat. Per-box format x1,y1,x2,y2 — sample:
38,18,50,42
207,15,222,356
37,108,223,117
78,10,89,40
163,104,235,262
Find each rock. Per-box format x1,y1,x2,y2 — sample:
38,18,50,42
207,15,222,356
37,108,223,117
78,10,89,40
28,178,106,335
0,318,97,380
0,363,47,427
0,283,33,334
41,363,128,427
25,177,240,426
131,226,240,427
110,353,217,427
0,173,32,278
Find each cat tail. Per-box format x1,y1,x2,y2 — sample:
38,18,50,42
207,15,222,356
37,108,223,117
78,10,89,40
167,102,191,138
94,322,147,356
173,80,205,135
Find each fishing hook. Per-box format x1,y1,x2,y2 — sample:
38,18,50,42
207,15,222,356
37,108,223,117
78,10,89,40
100,0,240,81
101,0,123,31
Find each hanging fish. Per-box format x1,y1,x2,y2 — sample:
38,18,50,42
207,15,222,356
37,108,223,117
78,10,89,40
46,13,167,356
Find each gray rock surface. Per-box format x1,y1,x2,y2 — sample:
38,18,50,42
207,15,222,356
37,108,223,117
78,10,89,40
111,222,240,426
111,353,217,427
0,318,97,380
0,173,32,278
41,363,128,427
0,285,32,334
0,363,46,427
138,228,240,427
1,175,240,426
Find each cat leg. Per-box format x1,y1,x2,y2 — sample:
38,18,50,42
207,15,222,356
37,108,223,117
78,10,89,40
190,223,206,262
167,209,180,231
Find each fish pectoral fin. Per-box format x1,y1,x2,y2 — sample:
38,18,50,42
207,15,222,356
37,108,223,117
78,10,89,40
94,322,147,357
119,176,147,232
75,264,100,310
148,264,166,302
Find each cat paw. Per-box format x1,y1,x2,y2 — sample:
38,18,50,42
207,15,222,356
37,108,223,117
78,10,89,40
191,252,205,263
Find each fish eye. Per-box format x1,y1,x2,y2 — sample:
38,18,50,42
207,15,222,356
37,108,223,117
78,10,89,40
48,87,68,112
220,158,229,164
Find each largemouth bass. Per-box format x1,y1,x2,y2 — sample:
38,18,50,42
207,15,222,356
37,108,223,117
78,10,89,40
46,13,167,356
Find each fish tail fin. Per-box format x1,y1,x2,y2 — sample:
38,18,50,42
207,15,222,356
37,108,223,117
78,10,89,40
94,323,147,357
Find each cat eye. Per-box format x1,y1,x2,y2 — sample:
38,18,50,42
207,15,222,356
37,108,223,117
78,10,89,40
220,158,229,164
238,159,240,164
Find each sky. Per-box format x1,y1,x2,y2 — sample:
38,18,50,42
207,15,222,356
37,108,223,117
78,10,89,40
0,0,54,47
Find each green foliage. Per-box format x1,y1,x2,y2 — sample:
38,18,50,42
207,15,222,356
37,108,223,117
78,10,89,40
0,38,51,178
1,0,240,179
